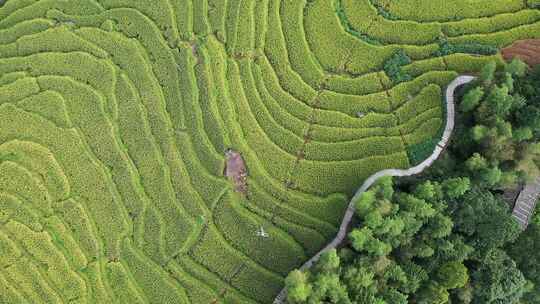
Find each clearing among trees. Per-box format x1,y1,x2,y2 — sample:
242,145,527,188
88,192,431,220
1,1,540,303
502,39,540,67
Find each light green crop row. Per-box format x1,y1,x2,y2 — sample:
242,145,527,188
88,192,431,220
213,191,306,275
106,261,147,303
394,84,441,124
174,255,258,304
0,140,70,201
0,160,53,216
1,102,130,260
0,193,43,232
342,0,442,45
373,0,524,23
278,0,326,88
2,1,540,303
121,239,190,304
165,261,218,304
4,220,87,301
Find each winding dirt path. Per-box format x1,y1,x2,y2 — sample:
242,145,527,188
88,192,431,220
273,75,476,304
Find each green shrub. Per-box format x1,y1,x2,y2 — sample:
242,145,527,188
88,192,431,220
383,49,412,84
433,38,498,57
528,0,540,8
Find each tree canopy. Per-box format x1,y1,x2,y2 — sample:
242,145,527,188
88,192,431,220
285,59,540,304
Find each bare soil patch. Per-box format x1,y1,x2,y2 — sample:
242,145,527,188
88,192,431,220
502,39,540,66
224,149,248,195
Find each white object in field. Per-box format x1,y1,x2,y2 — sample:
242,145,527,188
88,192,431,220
256,226,269,238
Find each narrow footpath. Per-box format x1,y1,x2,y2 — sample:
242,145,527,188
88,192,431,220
513,177,540,228
273,75,477,304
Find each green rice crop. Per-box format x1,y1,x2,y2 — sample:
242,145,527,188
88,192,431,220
0,0,539,302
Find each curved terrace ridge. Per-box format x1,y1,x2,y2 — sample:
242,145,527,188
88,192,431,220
3,2,540,302
273,75,477,304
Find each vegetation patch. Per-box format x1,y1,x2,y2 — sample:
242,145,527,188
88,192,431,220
285,60,540,304
1,1,539,303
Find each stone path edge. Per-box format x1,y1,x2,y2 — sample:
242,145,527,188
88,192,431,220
512,176,540,228
273,75,477,304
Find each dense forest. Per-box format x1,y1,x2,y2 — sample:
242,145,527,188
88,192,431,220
285,60,540,304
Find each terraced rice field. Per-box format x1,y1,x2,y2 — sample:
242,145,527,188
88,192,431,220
0,1,539,303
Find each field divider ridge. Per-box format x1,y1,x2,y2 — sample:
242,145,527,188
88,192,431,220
272,75,476,304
